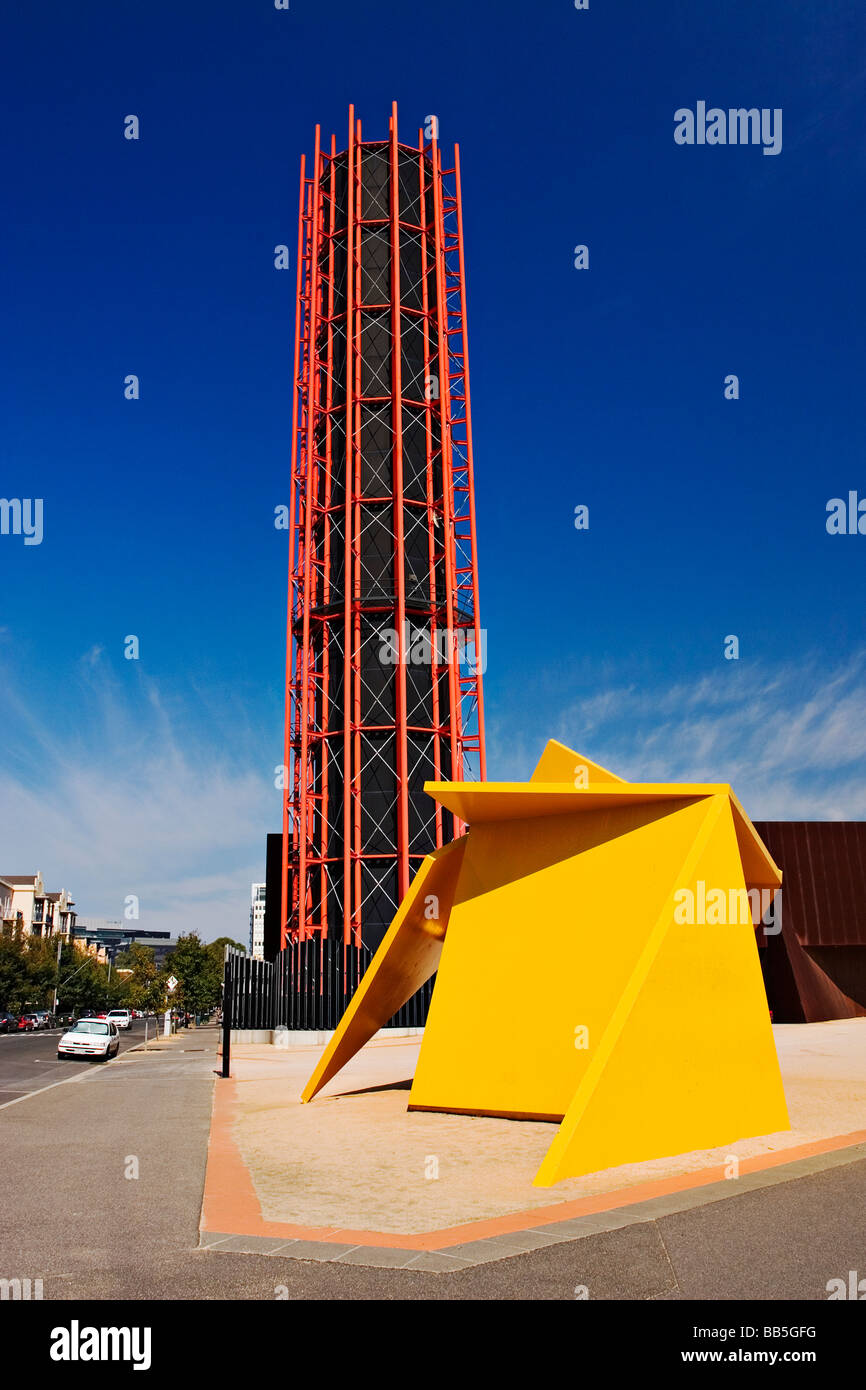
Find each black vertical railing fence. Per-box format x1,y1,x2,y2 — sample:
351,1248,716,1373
223,941,433,1033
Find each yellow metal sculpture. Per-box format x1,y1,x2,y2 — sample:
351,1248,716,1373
302,741,790,1185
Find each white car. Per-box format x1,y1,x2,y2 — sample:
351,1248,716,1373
106,1008,132,1030
57,1020,120,1061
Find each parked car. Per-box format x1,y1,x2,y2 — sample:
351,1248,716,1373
17,1013,39,1031
0,1013,18,1034
106,1008,131,1030
56,1020,120,1062
33,1011,57,1030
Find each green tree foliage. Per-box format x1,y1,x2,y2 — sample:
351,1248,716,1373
0,928,115,1017
54,943,112,1014
0,929,247,1016
208,936,246,959
165,933,224,1016
23,935,60,1006
0,928,31,1010
114,943,167,1014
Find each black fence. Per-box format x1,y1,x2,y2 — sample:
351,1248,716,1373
222,939,433,1034
222,948,274,1030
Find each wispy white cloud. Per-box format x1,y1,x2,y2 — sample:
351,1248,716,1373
489,650,866,820
0,653,278,943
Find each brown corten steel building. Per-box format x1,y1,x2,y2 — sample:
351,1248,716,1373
754,821,866,1023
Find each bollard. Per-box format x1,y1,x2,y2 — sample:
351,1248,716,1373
221,969,232,1079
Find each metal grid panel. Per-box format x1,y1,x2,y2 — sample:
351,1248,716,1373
282,106,486,968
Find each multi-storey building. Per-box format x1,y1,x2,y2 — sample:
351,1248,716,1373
0,872,77,938
72,921,176,968
249,884,266,961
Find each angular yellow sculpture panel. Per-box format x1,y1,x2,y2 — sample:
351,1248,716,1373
301,837,466,1104
302,741,790,1186
532,792,789,1184
410,795,716,1121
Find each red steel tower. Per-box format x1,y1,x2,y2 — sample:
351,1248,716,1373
281,104,485,1011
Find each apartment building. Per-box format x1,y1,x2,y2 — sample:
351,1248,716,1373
0,872,77,938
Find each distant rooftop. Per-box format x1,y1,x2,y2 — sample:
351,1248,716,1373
74,923,172,941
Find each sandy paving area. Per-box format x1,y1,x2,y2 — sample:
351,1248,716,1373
224,1019,866,1234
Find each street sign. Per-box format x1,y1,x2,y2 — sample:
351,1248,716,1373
166,975,178,993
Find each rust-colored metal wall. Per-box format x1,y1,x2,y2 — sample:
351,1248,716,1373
754,821,866,946
754,821,866,1023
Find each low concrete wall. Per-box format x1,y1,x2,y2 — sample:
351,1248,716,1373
228,1025,425,1047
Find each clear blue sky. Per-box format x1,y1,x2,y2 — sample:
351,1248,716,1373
2,0,865,940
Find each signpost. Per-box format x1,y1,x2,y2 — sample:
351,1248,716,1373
164,975,178,1037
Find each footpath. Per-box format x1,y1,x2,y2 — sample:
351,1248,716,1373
0,1024,217,1298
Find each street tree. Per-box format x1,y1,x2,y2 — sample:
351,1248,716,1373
0,928,30,1010
165,933,223,1017
114,944,167,1015
54,944,111,1015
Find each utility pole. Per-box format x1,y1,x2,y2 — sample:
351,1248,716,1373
51,934,63,1014
55,954,94,1008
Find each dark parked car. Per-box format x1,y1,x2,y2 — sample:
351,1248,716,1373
0,1013,18,1034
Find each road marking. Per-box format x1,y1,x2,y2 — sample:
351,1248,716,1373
0,1071,96,1110
0,1033,188,1109
0,1034,58,1041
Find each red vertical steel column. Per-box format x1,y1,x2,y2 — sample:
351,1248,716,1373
342,106,355,952
389,101,411,902
297,124,322,944
281,155,307,945
318,133,337,941
430,137,462,787
450,145,486,779
433,137,487,786
351,114,363,956
418,125,444,845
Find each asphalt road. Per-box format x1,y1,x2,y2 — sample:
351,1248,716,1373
0,1017,157,1107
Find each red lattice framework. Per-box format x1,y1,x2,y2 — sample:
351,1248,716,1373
280,104,486,953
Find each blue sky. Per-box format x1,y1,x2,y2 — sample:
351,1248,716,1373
1,0,865,940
